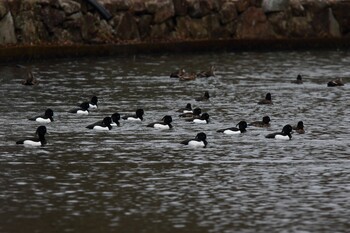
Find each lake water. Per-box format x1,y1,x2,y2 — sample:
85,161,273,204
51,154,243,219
0,50,350,233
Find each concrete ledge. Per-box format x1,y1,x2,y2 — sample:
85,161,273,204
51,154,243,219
1,38,350,63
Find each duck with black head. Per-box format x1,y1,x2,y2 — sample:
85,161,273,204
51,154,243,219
181,132,208,148
249,116,271,128
195,91,210,101
291,74,303,84
122,109,144,121
69,102,90,115
217,121,248,135
29,109,54,123
147,115,173,129
292,121,305,134
16,126,47,146
265,125,293,140
258,93,273,105
86,117,112,130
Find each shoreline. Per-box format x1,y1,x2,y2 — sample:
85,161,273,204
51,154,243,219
1,38,350,63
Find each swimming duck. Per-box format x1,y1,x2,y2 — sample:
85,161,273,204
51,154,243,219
188,112,209,124
79,96,98,109
179,107,201,118
86,117,112,130
292,121,305,134
181,132,207,148
147,115,173,129
217,121,248,134
16,126,47,146
195,91,210,101
111,113,121,126
258,93,273,105
179,72,196,81
176,103,193,113
170,68,185,78
197,65,216,78
327,78,344,87
69,102,90,115
291,74,303,84
249,116,271,127
265,125,293,140
22,70,38,85
122,109,144,121
29,108,54,123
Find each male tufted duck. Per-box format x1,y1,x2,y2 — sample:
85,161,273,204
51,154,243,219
86,117,112,130
195,91,210,101
69,102,90,115
190,112,210,124
181,132,207,148
111,113,121,126
147,115,173,129
122,109,144,121
258,93,273,105
16,126,47,146
80,96,98,109
265,124,293,140
217,121,248,134
29,108,54,123
327,78,344,87
292,121,305,134
249,116,271,127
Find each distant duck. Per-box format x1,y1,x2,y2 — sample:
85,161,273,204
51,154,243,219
181,132,207,148
249,116,271,128
258,92,273,105
80,96,98,109
197,65,216,78
122,109,144,121
170,68,185,78
29,108,54,123
265,124,293,140
292,121,305,134
111,113,121,126
179,72,197,81
179,107,201,118
217,121,248,134
16,126,47,146
86,117,112,130
176,103,193,113
147,115,173,129
327,78,344,87
291,74,303,84
195,91,210,101
189,112,210,124
22,70,38,85
69,102,89,115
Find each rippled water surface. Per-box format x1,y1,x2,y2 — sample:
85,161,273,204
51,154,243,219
1,50,350,233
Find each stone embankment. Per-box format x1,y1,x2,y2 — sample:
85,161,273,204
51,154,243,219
0,0,350,60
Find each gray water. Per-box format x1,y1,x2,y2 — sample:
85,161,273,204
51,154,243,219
0,50,349,233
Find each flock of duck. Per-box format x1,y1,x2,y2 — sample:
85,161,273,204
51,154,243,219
16,66,345,148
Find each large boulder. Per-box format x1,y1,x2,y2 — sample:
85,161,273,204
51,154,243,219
262,0,289,13
236,7,274,39
145,0,175,24
113,12,140,40
219,1,238,24
331,2,350,36
0,12,17,44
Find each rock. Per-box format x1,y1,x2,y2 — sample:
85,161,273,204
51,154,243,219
130,0,146,13
148,0,174,24
219,1,237,24
331,2,350,36
136,14,152,39
267,12,288,37
236,6,274,39
0,12,17,44
58,0,81,15
41,6,66,32
173,0,188,16
235,0,250,13
288,16,313,37
113,12,140,40
262,0,289,13
150,20,174,39
103,0,131,13
175,15,208,39
0,1,9,19
186,0,212,18
289,0,305,16
203,13,227,39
